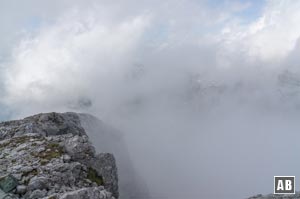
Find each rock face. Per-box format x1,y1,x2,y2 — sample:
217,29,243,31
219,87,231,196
0,112,118,199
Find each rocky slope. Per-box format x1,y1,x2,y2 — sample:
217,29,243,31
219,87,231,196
0,112,118,199
248,193,300,199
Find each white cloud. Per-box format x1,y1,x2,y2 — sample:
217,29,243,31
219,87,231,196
219,0,300,63
2,8,149,116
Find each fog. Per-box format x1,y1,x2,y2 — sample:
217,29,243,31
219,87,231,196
1,0,300,198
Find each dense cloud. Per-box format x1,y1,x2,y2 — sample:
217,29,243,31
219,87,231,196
1,0,300,198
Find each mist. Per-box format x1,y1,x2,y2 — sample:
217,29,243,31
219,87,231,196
1,0,300,198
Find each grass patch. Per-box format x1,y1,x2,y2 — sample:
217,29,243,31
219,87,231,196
87,168,103,185
22,168,38,177
0,141,10,149
31,142,63,161
0,135,41,149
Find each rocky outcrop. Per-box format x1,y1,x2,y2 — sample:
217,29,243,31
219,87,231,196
248,193,300,199
0,112,118,199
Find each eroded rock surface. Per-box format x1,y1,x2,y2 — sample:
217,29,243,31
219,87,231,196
0,112,118,199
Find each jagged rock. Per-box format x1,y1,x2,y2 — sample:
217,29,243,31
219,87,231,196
64,135,95,160
89,153,118,197
0,112,85,140
0,112,118,199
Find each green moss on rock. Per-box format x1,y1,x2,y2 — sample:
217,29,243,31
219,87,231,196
87,168,103,186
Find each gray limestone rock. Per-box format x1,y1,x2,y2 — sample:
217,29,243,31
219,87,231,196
89,153,118,198
29,189,47,199
0,112,86,140
15,185,26,194
0,112,118,199
247,192,300,199
60,187,115,199
27,177,49,191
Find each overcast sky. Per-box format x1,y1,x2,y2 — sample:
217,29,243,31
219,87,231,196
1,1,300,199
1,0,300,118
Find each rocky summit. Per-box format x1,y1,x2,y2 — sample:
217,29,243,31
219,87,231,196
0,112,118,199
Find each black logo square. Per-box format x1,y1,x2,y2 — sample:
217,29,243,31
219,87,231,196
274,176,295,194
